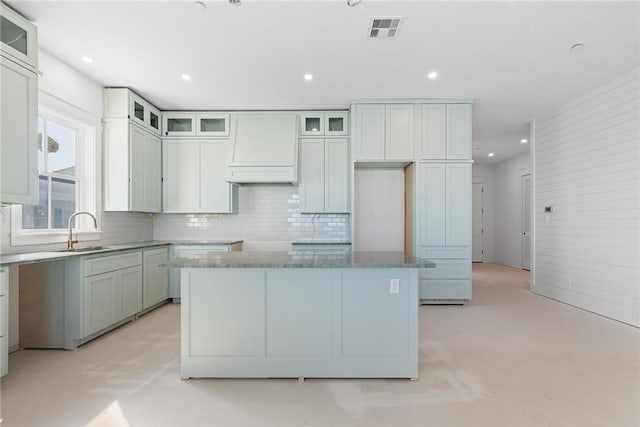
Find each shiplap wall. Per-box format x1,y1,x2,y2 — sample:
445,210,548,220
533,68,640,327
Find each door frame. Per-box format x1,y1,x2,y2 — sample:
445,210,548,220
521,173,532,271
472,182,484,262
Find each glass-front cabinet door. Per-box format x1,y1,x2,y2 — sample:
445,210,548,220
0,3,38,70
197,113,229,136
325,112,349,136
300,112,324,136
163,113,196,137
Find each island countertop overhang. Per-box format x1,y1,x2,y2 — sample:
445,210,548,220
163,251,435,269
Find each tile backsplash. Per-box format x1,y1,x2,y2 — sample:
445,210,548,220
153,185,350,247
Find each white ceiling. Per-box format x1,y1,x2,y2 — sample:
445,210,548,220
8,0,640,164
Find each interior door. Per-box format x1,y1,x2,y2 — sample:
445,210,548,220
522,174,532,270
472,183,484,262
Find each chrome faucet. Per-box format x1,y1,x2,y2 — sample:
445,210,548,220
68,211,98,250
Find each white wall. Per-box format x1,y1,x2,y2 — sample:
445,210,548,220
494,152,531,268
533,68,640,327
472,163,495,262
154,185,350,250
354,169,405,251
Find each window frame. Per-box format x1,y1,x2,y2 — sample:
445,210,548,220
10,103,101,246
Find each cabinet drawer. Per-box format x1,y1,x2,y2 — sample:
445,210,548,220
419,246,470,259
84,252,142,277
420,280,471,300
420,259,470,280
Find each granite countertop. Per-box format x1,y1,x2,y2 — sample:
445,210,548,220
164,251,435,269
0,240,243,266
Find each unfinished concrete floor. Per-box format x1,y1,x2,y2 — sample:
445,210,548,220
2,263,639,426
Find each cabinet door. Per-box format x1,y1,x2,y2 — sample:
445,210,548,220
197,113,230,137
130,96,147,130
143,248,169,309
325,112,349,136
446,104,472,160
354,104,385,160
129,125,146,211
325,138,349,213
148,108,161,135
445,163,472,246
118,266,142,320
143,133,162,213
0,56,38,204
163,140,200,212
299,139,325,213
421,104,446,160
163,113,196,137
385,104,414,160
200,140,236,213
420,164,446,246
0,3,38,70
84,272,118,336
300,112,324,136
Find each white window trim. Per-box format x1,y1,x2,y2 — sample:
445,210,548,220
10,99,102,247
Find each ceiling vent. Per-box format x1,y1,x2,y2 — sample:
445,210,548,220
368,18,402,39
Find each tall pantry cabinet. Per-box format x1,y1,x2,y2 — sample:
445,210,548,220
0,4,38,205
418,103,473,303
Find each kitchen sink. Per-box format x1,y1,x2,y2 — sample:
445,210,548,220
58,246,105,252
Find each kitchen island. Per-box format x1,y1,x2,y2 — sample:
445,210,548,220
165,251,435,379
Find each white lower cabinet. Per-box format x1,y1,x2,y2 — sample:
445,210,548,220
1,267,8,377
418,162,472,303
142,247,169,310
299,138,349,213
163,139,238,213
83,264,142,337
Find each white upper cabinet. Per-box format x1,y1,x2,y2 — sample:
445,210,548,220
0,5,38,205
299,138,349,213
385,104,414,160
163,113,196,137
163,139,238,213
421,103,472,160
163,113,230,137
353,104,414,161
0,55,38,205
103,88,161,135
300,111,349,137
446,104,472,160
103,88,162,212
0,3,38,71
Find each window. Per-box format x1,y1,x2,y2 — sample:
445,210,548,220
22,116,78,230
11,106,100,246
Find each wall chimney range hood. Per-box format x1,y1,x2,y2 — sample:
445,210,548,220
226,113,298,184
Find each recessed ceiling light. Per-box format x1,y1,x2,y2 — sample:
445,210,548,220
81,56,93,63
521,138,528,144
181,74,192,81
427,71,438,80
304,73,313,81
488,153,495,157
570,43,584,52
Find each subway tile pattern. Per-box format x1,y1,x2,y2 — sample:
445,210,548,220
153,185,350,244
